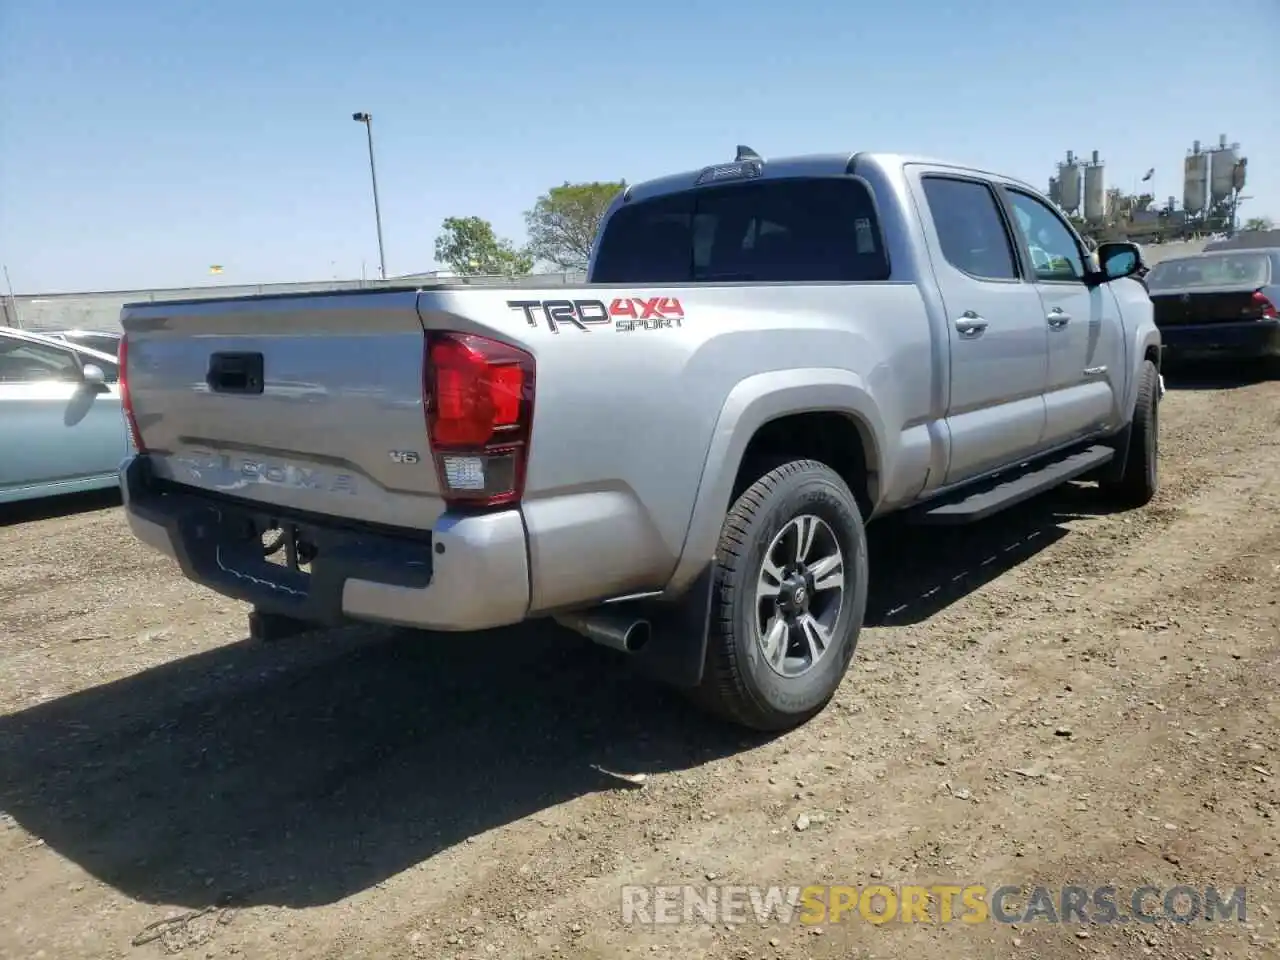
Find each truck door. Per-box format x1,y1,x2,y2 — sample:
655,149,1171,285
909,170,1050,485
1000,187,1122,446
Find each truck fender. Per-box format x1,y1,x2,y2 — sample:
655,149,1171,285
1132,327,1163,403
1121,324,1163,419
661,367,885,600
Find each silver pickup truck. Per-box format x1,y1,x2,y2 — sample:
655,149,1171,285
118,148,1161,731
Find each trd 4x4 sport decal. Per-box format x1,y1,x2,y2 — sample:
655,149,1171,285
507,297,685,334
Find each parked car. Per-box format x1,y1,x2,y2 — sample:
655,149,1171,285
44,329,122,357
116,149,1160,730
1145,248,1280,366
1203,230,1280,253
0,327,132,505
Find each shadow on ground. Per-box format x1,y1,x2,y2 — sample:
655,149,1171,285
0,620,757,912
0,488,121,528
864,482,1115,625
1162,359,1277,391
0,483,1109,911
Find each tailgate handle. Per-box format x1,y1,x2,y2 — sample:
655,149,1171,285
206,352,264,395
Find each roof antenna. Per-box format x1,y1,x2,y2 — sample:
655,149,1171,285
735,144,762,162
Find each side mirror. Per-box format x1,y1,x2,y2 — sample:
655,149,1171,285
82,363,107,387
1096,241,1143,282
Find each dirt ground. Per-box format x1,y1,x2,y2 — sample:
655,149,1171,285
1,370,1277,960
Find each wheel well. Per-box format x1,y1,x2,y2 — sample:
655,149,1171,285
732,412,876,517
1145,344,1161,369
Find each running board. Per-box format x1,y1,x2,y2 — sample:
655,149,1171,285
909,445,1115,525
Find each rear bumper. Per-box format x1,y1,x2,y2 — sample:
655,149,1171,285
1158,320,1280,361
120,455,530,631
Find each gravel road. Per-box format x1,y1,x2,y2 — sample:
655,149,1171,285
1,369,1277,960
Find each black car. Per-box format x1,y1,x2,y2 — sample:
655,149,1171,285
1145,248,1280,366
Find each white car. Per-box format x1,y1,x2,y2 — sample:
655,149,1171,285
0,327,132,505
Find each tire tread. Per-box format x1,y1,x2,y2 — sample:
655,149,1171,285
1101,359,1159,508
693,459,855,730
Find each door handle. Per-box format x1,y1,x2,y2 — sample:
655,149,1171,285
1047,309,1071,327
954,313,988,338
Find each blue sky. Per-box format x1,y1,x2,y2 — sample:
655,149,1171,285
2,0,1277,293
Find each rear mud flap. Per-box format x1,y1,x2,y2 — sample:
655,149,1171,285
615,565,715,689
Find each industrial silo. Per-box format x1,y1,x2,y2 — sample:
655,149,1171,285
1057,150,1082,215
1183,140,1209,216
1048,176,1061,206
1083,150,1107,222
1232,156,1248,193
1208,134,1240,207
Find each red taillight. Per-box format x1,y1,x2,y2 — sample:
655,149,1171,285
424,331,534,508
118,334,147,453
1251,289,1278,319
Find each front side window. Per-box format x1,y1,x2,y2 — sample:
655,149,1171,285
1006,190,1086,282
0,337,82,384
592,177,890,284
67,334,122,356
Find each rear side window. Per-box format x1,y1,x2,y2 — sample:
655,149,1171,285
921,177,1018,281
592,177,889,284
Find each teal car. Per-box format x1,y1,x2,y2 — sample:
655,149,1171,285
0,327,132,505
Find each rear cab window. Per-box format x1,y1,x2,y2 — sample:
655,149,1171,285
591,177,890,284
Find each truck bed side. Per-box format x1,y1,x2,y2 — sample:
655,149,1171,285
416,280,936,612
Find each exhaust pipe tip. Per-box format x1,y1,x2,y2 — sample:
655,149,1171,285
622,619,652,653
556,611,653,655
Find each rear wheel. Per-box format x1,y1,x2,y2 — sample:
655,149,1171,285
691,460,868,731
1100,358,1160,508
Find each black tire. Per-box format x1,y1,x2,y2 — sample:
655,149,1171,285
1100,358,1159,507
691,459,869,731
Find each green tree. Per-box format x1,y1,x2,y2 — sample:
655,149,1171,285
524,181,626,271
1242,216,1274,232
433,216,533,276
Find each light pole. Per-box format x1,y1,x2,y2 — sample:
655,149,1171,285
351,111,387,280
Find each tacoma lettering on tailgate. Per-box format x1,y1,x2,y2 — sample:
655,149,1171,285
176,450,359,495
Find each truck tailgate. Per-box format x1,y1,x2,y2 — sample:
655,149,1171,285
121,290,443,527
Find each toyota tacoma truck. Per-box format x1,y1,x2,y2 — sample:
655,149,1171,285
118,147,1161,731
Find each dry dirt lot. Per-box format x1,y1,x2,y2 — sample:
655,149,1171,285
1,370,1277,960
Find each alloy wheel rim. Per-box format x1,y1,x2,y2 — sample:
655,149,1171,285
754,514,846,678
